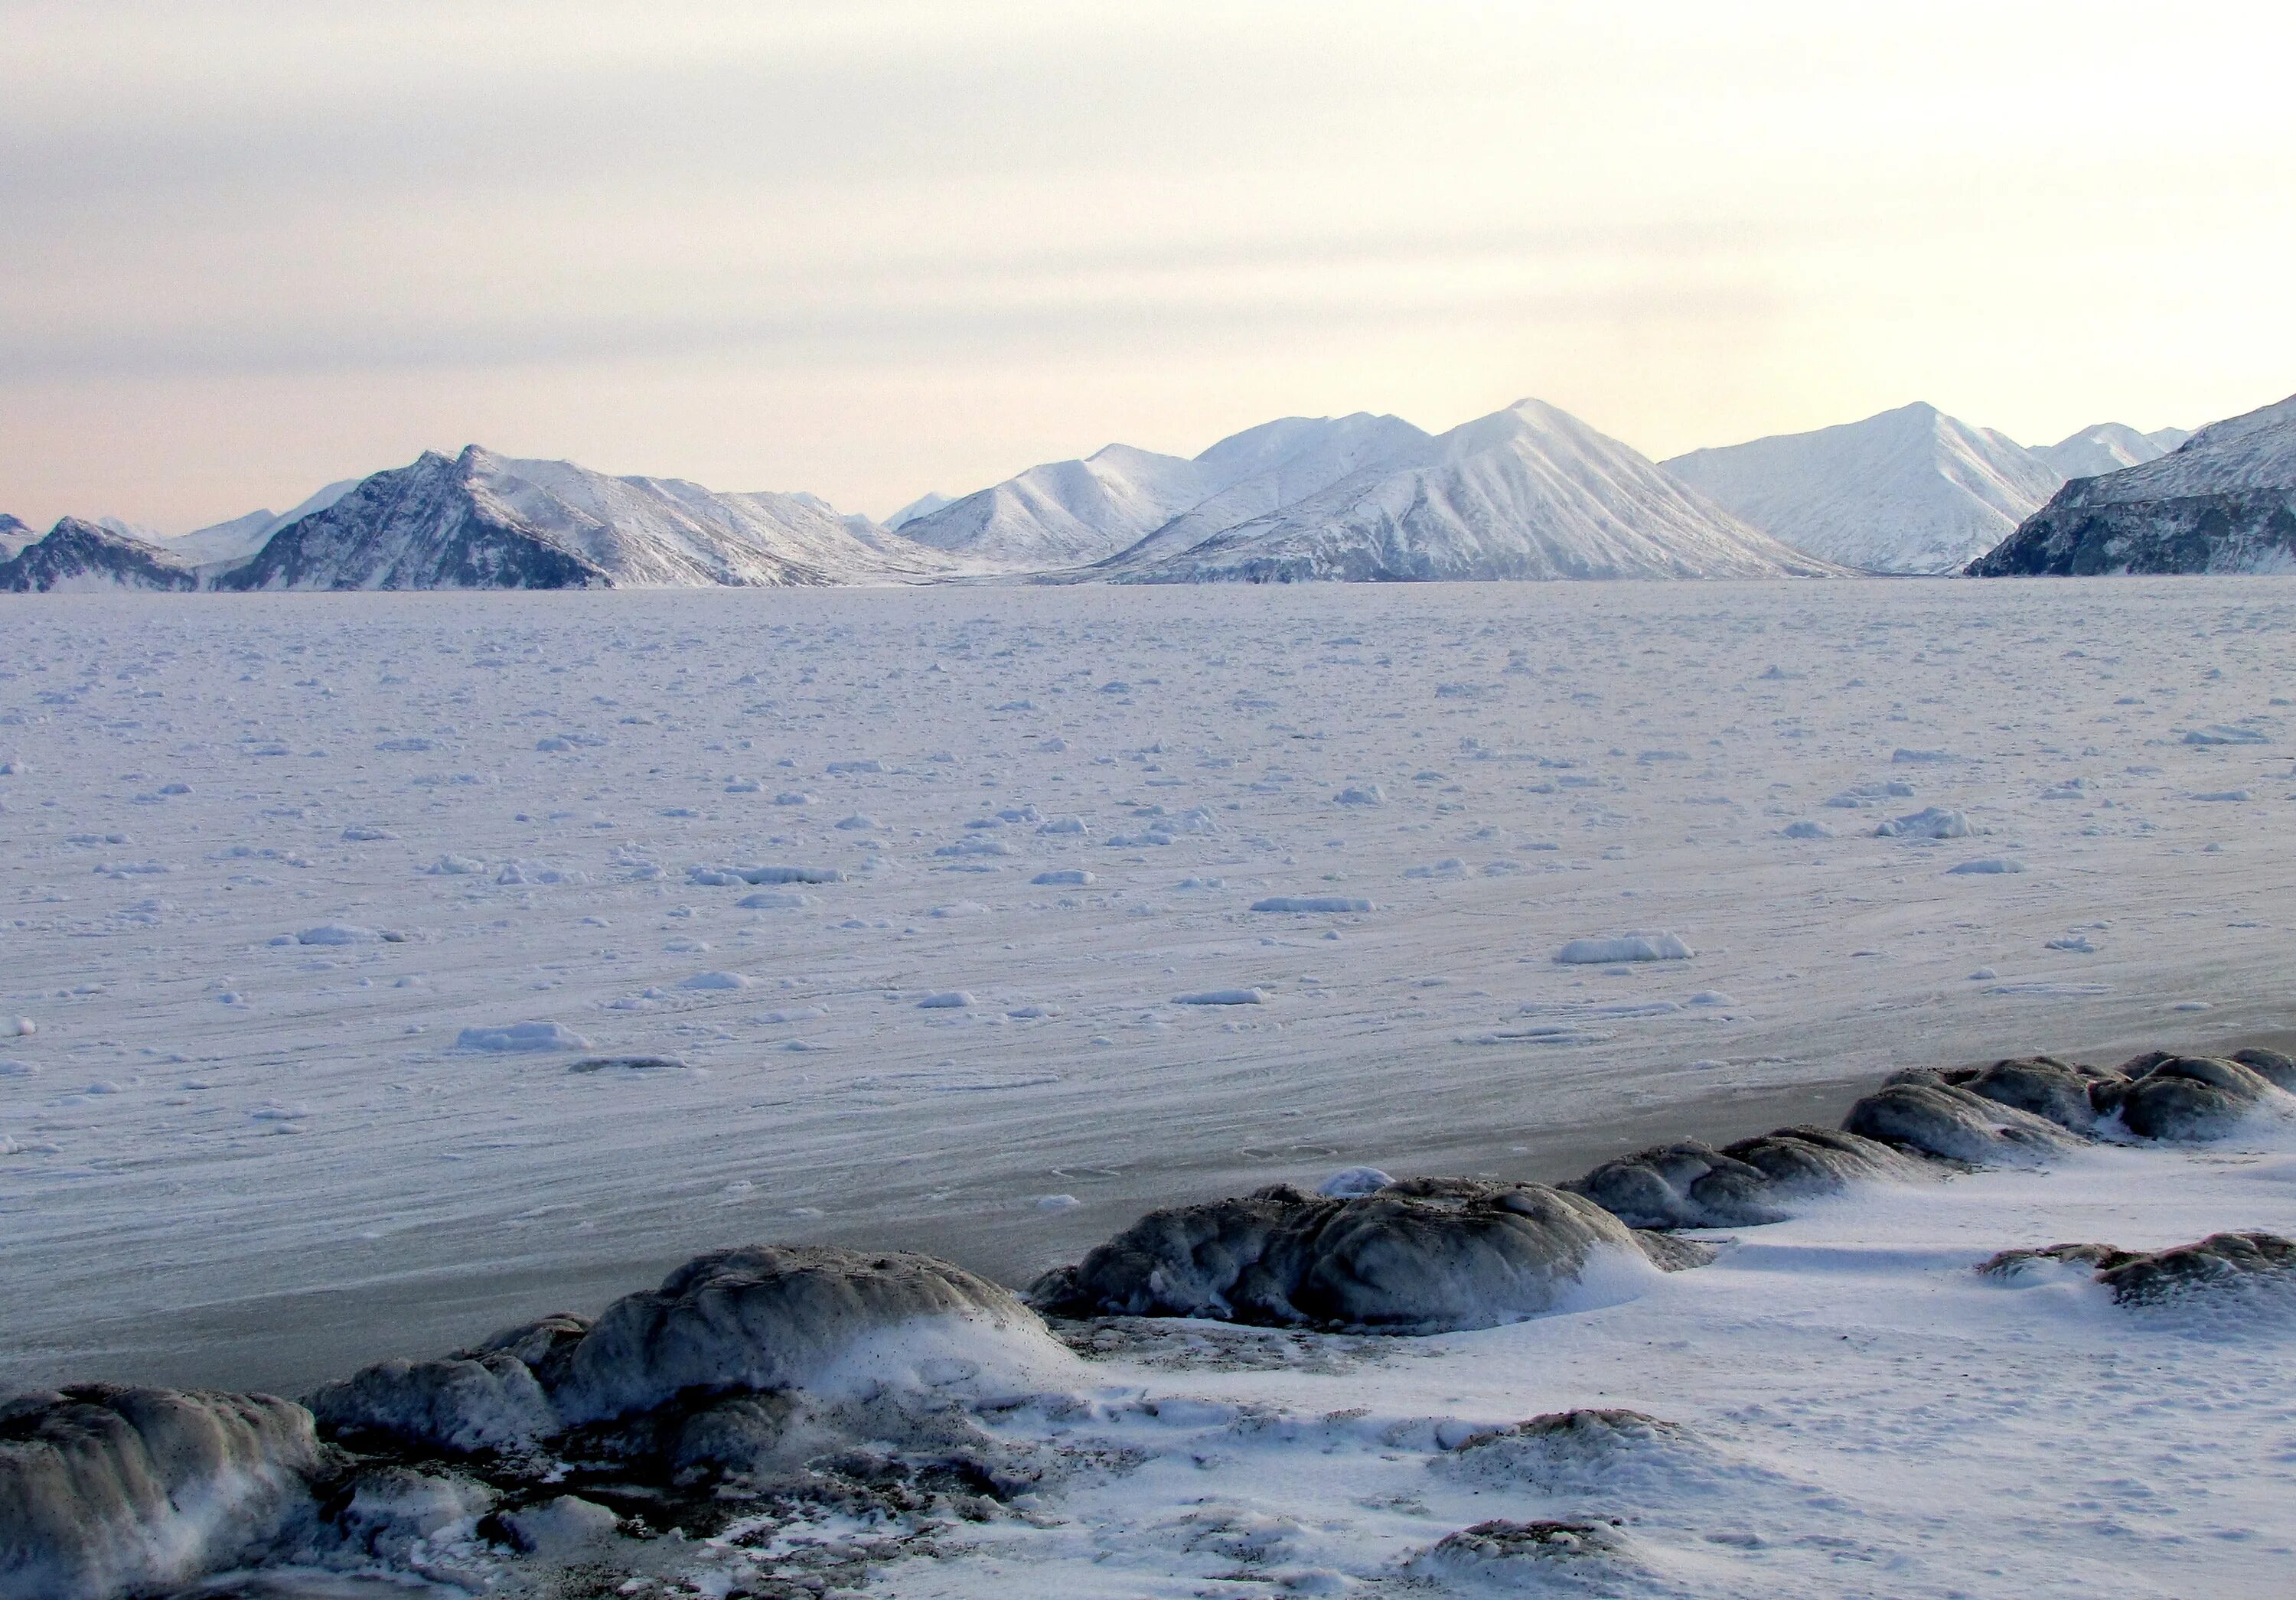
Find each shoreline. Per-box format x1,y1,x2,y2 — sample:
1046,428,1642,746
15,1026,2288,1401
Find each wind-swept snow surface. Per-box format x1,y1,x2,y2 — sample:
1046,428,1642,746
1117,400,1833,581
1972,393,2296,576
5,578,2294,1406
1663,402,2066,574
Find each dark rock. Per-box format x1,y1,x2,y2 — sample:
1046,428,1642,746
1030,1177,1691,1333
0,1384,320,1600
1843,1078,2079,1164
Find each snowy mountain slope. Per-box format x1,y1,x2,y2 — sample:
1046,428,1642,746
2033,422,2187,481
1662,402,2064,574
1117,398,1839,582
1970,392,2296,575
165,478,361,565
0,513,32,560
212,445,954,591
94,514,164,543
883,490,954,529
0,516,199,592
1094,412,1436,575
897,443,1216,569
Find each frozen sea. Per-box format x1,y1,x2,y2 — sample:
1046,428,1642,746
3,577,2293,1405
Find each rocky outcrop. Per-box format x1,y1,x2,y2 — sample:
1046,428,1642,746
1968,392,2296,575
0,518,198,593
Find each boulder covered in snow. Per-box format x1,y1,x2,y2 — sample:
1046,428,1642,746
1029,1178,1706,1333
1844,1077,2080,1165
2092,1051,2288,1140
0,1384,320,1600
307,1246,1066,1467
1983,1231,2296,1305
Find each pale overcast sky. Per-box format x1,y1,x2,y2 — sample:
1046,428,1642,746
5,0,2294,530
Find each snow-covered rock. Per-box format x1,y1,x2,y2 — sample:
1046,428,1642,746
0,1384,320,1600
1662,402,2065,574
1968,393,2296,575
1029,1176,1701,1331
210,445,952,591
0,519,199,593
0,513,34,561
1117,399,1835,582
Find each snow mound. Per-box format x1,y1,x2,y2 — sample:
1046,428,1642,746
1406,1517,1644,1590
1436,1408,1753,1501
0,1384,320,1600
553,1245,1065,1424
455,1021,592,1053
1554,932,1694,964
1029,1178,1701,1333
1251,895,1372,914
1875,806,1972,839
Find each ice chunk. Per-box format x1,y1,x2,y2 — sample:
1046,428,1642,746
1251,895,1374,914
455,1021,592,1052
1554,933,1694,963
1174,988,1267,1005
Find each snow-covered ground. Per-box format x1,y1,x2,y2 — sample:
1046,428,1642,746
882,1126,2296,1599
2,578,2293,1409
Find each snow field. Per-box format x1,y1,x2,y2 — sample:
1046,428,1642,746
2,576,2293,1396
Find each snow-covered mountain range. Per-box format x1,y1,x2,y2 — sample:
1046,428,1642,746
1969,393,2296,575
0,517,199,592
215,445,954,591
1107,399,1835,582
14,391,2287,593
1662,403,2183,575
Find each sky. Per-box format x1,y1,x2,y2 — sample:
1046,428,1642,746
5,0,2294,533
